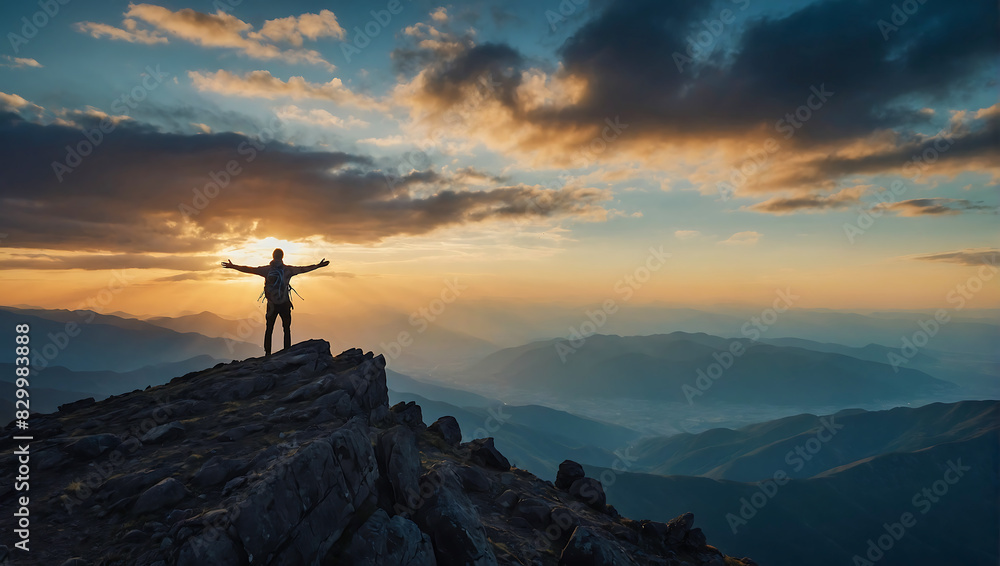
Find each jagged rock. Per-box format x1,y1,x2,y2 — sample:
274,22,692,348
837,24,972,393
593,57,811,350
555,460,585,490
513,497,552,529
685,527,707,548
219,424,264,442
312,389,354,418
176,532,242,566
58,398,95,414
665,512,694,545
134,478,189,515
281,377,331,402
569,477,606,511
140,421,185,444
428,416,462,446
464,438,511,471
377,425,423,510
191,455,247,488
391,401,426,429
232,418,378,565
102,467,179,502
64,434,121,459
455,465,491,493
338,508,436,565
558,526,639,566
497,490,519,510
414,464,498,566
330,355,389,424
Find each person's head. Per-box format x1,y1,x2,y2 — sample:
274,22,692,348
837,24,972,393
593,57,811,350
272,248,284,262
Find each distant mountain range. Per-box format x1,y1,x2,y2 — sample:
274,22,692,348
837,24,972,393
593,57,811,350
588,400,999,566
0,306,260,372
462,332,957,406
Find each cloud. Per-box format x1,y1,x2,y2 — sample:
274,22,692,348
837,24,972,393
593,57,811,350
74,20,168,44
880,198,996,217
719,231,762,245
189,70,382,110
358,135,407,147
748,186,868,214
430,7,449,23
275,106,369,129
674,230,702,240
0,253,215,271
909,248,999,266
251,9,345,46
0,55,43,68
389,0,999,190
75,4,341,70
0,110,611,254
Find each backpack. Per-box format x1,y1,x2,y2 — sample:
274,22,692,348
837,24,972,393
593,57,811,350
259,264,301,305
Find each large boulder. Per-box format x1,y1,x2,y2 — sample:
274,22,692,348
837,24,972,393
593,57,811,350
463,438,510,471
569,477,606,511
558,527,639,566
377,426,424,510
133,478,189,515
391,402,425,430
64,434,121,459
232,418,378,565
428,416,462,446
339,508,435,565
140,421,185,444
555,460,585,490
414,464,498,566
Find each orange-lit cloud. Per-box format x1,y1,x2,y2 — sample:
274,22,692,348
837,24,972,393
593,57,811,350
189,70,383,110
76,4,340,70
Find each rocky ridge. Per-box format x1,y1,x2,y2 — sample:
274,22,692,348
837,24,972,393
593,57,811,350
0,340,757,566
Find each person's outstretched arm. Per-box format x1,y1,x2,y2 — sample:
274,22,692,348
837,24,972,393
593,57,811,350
221,260,269,276
287,258,330,276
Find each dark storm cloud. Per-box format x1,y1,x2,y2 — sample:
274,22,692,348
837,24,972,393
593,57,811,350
546,0,998,141
0,253,215,271
407,0,996,149
0,111,610,253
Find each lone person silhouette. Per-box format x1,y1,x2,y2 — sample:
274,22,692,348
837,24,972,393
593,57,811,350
222,249,330,356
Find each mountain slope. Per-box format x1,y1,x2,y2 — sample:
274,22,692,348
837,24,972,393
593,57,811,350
0,340,753,566
464,333,956,405
588,426,999,566
630,400,999,480
0,308,260,371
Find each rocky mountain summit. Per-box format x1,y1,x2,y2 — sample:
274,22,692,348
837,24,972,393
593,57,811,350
0,340,756,566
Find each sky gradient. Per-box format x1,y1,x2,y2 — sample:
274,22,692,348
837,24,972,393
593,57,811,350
0,0,997,318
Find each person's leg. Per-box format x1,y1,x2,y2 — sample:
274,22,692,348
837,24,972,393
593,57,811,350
280,302,292,351
264,302,279,356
